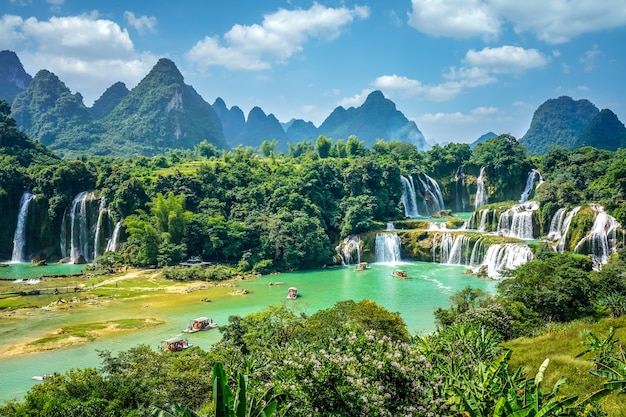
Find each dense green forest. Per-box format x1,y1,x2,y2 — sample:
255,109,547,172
2,99,626,416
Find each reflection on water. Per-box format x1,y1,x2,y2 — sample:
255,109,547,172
0,261,497,403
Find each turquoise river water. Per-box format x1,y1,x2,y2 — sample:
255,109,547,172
0,261,497,403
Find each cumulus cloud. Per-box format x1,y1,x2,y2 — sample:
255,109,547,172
372,67,496,102
0,13,158,105
408,0,500,40
464,46,549,73
337,89,373,108
185,2,370,71
408,0,626,44
124,11,157,35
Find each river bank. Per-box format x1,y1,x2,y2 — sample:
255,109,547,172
0,266,256,358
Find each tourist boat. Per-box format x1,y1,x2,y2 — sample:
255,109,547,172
392,270,408,278
286,287,298,299
182,317,217,333
32,375,50,381
160,336,192,352
354,262,370,271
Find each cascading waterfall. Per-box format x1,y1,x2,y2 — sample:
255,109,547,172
574,205,621,269
552,206,581,253
420,174,445,214
375,233,401,263
386,222,395,231
479,244,533,279
93,197,108,260
496,201,538,239
434,233,470,265
547,208,567,240
519,169,544,203
400,175,419,218
106,221,122,252
474,167,488,209
336,235,361,265
469,238,485,266
70,192,90,263
11,191,36,262
455,166,468,212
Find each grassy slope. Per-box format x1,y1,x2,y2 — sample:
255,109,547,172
503,316,626,416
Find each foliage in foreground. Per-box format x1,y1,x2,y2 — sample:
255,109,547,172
3,297,625,417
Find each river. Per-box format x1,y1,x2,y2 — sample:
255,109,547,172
0,261,497,403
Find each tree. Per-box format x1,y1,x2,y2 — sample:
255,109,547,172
315,135,332,158
498,253,594,322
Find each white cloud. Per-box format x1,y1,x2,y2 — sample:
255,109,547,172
408,0,501,40
1,13,158,105
124,11,157,35
373,67,495,102
185,2,370,71
464,46,549,73
337,89,372,108
418,112,473,123
579,44,600,72
407,0,626,44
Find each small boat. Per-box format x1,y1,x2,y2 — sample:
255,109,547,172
182,317,217,333
392,270,408,278
32,374,51,381
286,287,298,299
160,336,192,352
354,262,370,271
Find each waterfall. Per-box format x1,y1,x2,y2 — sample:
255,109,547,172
375,233,401,263
469,238,485,266
93,197,108,260
574,205,620,269
106,221,122,252
496,201,538,240
336,235,361,265
11,191,36,262
421,174,445,214
547,208,566,240
479,244,533,279
455,166,468,212
519,169,544,203
386,222,395,231
474,167,488,209
553,206,581,253
435,233,470,265
400,175,419,218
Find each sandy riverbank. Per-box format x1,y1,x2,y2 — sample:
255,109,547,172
0,267,256,358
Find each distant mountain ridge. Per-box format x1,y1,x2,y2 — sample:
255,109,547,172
520,96,626,154
0,50,31,104
3,50,626,157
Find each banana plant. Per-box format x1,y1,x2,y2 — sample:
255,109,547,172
589,344,626,395
213,362,282,417
150,404,202,417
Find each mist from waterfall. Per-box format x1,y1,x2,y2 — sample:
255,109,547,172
11,191,36,263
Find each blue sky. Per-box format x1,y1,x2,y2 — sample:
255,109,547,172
2,0,626,144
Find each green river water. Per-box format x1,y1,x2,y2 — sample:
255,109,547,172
0,261,497,403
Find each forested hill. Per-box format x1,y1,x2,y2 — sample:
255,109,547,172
520,96,626,154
